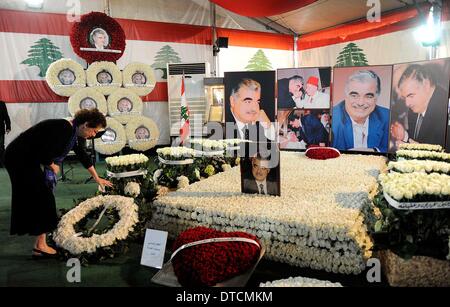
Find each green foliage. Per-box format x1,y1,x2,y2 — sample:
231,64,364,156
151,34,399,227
151,45,181,79
245,49,273,71
21,38,63,77
368,190,450,260
335,43,369,67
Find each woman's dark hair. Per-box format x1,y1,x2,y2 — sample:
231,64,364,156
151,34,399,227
73,108,107,128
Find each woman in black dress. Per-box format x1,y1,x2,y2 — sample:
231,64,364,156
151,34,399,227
4,109,113,258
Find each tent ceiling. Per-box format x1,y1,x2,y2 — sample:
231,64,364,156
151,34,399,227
265,0,429,35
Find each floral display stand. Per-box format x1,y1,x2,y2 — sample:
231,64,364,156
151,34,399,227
377,250,450,287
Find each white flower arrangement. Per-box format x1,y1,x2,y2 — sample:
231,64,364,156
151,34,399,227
177,176,190,189
157,147,195,161
259,276,343,287
105,154,149,167
122,62,156,96
46,58,86,97
396,150,450,162
107,88,143,124
125,115,160,151
53,195,139,255
398,143,443,152
86,61,122,96
379,172,450,201
388,160,450,174
68,88,108,116
149,152,387,274
94,117,126,155
124,182,141,197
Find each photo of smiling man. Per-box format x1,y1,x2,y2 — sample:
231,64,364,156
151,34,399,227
331,66,392,153
224,71,276,143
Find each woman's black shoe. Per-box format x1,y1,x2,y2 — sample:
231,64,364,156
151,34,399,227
31,248,58,260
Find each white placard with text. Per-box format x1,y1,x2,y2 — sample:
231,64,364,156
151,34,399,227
140,229,168,269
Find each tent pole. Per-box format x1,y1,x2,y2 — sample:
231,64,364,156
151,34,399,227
294,34,299,68
210,2,218,77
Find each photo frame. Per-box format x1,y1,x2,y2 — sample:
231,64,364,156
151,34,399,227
331,65,393,153
240,144,280,196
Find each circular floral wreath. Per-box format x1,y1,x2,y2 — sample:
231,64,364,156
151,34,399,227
86,61,122,96
107,88,143,124
53,195,138,255
125,115,160,151
70,11,126,64
68,87,108,116
94,117,127,155
122,62,156,96
46,58,86,97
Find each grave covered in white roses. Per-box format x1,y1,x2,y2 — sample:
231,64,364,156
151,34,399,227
149,152,387,274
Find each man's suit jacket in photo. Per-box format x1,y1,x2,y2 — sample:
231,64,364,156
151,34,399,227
407,86,448,146
332,101,390,152
243,178,279,196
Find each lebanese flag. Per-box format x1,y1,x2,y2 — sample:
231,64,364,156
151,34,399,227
179,74,190,144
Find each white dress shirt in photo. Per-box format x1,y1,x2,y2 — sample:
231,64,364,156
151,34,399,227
232,113,276,141
351,117,369,149
255,179,267,195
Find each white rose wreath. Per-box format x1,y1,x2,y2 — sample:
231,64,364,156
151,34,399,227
86,61,122,95
107,88,143,124
122,62,156,96
46,58,86,97
94,117,126,155
53,195,139,255
68,87,108,116
125,115,160,151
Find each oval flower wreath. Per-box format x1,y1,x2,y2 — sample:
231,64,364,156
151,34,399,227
107,88,143,124
68,87,108,116
122,62,156,96
125,115,160,151
86,61,122,96
70,11,126,64
46,58,86,97
53,195,139,255
94,117,127,155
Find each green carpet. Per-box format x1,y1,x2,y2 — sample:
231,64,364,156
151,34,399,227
0,161,158,287
0,161,386,287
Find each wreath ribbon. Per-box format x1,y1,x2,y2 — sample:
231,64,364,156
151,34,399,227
106,169,148,178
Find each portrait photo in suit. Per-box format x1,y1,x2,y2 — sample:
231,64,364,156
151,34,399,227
224,71,276,143
279,109,330,150
389,59,450,151
241,147,280,196
331,66,392,153
277,67,331,110
89,28,109,50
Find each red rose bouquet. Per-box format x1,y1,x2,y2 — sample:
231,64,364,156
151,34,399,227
305,146,341,160
172,227,261,287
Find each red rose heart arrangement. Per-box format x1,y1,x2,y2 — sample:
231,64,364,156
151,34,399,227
171,227,261,287
305,146,341,160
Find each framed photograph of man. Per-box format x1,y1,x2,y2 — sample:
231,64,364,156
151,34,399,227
277,67,331,110
224,71,276,142
135,126,150,140
80,97,97,110
331,66,393,153
89,28,110,50
101,128,117,143
117,98,133,113
97,70,113,84
132,72,147,85
58,69,76,85
279,109,330,150
389,58,450,152
240,145,280,196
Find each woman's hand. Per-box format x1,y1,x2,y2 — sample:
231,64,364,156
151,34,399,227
49,163,60,175
96,177,113,188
